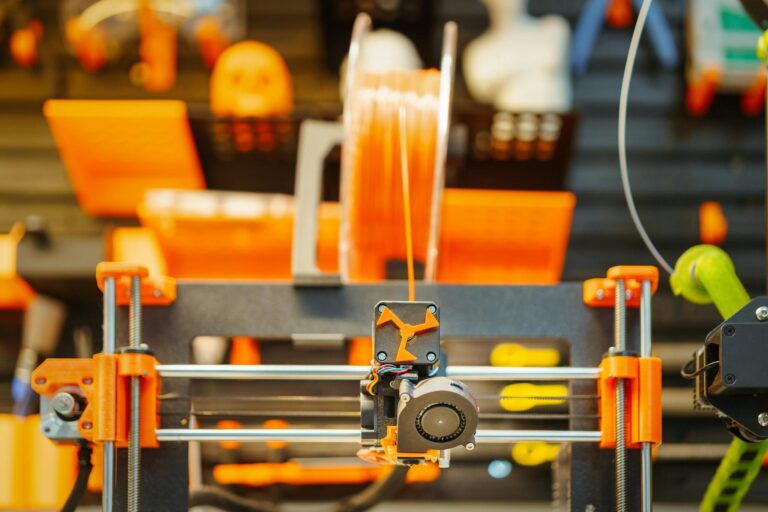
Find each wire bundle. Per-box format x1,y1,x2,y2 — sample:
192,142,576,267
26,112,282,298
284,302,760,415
341,68,441,281
364,364,413,395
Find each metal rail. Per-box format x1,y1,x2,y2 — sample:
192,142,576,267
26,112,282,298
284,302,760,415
155,428,602,444
476,429,602,443
156,364,601,381
157,428,361,443
102,276,116,512
640,279,653,512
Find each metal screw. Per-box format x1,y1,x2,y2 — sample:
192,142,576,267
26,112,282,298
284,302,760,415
465,442,475,451
725,325,736,336
376,351,387,361
596,289,605,300
153,289,161,298
757,307,768,321
82,377,93,385
400,393,411,403
625,289,632,301
759,413,768,427
427,305,437,314
725,374,736,384
377,304,386,313
35,377,46,385
82,421,93,430
427,352,437,362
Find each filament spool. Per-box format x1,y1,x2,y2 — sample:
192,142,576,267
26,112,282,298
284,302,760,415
340,15,456,282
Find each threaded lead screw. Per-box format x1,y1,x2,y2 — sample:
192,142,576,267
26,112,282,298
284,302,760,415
615,377,627,511
614,279,627,512
128,275,141,512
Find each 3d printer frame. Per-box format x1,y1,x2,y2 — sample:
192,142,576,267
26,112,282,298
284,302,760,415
99,280,642,511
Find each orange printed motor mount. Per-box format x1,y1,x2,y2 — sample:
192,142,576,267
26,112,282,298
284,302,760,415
31,352,160,449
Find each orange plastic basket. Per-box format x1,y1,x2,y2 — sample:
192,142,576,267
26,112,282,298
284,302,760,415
436,189,575,284
138,190,338,279
44,100,205,217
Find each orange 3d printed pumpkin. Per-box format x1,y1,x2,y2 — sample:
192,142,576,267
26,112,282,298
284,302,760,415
210,41,294,118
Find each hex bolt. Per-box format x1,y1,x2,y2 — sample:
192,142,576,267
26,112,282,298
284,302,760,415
756,306,768,321
759,413,768,427
376,351,387,361
427,352,437,362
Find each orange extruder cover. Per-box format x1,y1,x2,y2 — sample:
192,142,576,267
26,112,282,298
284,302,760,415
44,100,205,217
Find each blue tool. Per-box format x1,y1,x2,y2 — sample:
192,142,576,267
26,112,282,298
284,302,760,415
571,0,679,74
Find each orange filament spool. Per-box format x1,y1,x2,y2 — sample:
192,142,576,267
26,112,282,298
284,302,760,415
340,15,456,284
342,68,440,281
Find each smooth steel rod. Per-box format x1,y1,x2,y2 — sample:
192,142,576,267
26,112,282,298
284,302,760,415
157,428,361,443
156,364,600,381
475,429,601,443
102,276,116,512
156,428,601,444
450,366,600,381
640,279,653,512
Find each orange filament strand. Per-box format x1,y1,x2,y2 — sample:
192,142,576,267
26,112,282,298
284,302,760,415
399,105,416,301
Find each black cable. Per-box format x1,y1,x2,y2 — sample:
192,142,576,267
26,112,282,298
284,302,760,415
60,441,93,512
330,465,409,512
189,486,278,512
681,359,719,380
189,464,410,512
